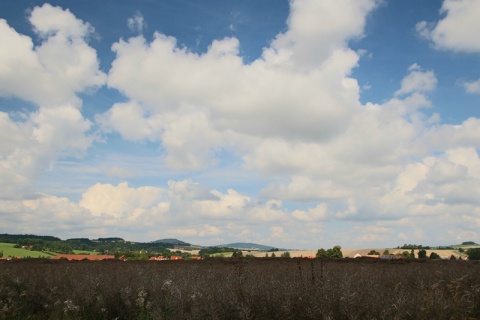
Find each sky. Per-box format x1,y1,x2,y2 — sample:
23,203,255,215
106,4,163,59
1,0,480,249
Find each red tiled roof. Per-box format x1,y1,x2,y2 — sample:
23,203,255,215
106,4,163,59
53,254,115,261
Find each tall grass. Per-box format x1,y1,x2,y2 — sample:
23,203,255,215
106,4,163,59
0,258,479,319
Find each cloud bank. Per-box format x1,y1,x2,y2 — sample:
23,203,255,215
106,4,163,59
0,0,479,248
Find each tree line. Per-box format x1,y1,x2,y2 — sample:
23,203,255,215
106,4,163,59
0,233,173,256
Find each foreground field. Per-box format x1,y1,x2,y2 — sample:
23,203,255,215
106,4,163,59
1,258,479,319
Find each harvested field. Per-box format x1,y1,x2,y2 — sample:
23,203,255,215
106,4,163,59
245,248,466,259
0,258,479,319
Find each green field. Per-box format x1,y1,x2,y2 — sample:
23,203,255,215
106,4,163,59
452,244,480,249
210,252,233,257
0,243,54,258
72,250,99,255
0,244,100,258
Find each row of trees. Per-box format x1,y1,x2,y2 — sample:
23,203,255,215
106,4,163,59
198,247,239,257
113,250,191,260
466,248,480,260
403,248,480,260
397,244,459,250
316,246,343,259
264,251,291,258
369,248,480,260
416,249,443,259
369,249,450,260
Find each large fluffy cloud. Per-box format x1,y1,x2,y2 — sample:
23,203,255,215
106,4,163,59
73,179,314,244
0,106,93,199
0,4,105,198
265,0,377,69
101,1,380,168
0,4,105,107
415,0,480,96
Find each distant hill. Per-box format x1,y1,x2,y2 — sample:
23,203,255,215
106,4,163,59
214,242,283,251
153,238,190,246
94,237,124,243
0,234,61,243
461,241,479,246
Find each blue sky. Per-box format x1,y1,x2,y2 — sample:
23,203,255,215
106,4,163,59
1,0,479,249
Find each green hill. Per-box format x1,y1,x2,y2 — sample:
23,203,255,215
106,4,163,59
153,238,190,246
214,242,283,251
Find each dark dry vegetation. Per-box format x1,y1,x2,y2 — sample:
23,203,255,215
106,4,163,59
1,258,479,319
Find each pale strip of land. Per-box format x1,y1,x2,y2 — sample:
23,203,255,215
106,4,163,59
244,248,467,259
173,247,467,259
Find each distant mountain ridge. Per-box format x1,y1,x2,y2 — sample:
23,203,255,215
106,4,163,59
152,238,190,246
214,242,284,251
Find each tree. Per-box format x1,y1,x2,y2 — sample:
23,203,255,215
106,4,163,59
31,244,43,252
417,249,427,259
232,250,243,258
410,249,415,259
383,249,390,255
281,251,291,258
368,250,380,255
330,245,343,259
450,255,456,260
466,248,480,260
271,252,276,258
316,246,343,259
429,252,441,260
316,248,328,258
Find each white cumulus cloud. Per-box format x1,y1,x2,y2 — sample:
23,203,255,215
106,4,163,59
416,0,480,53
463,79,480,94
395,64,437,97
0,4,105,199
0,4,105,107
127,12,145,33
